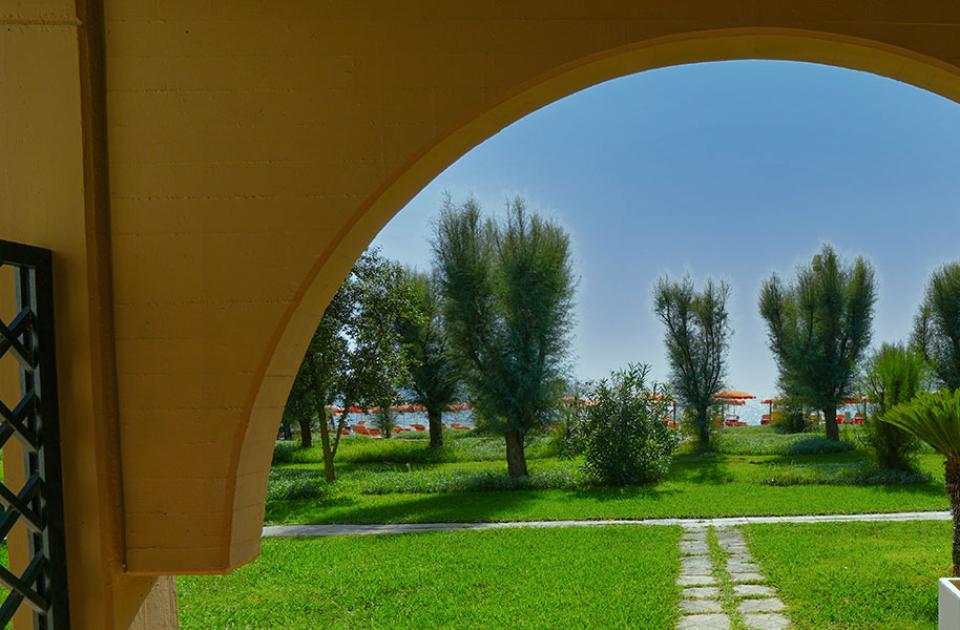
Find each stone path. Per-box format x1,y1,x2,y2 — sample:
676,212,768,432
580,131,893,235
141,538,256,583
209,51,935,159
262,509,949,538
676,526,791,630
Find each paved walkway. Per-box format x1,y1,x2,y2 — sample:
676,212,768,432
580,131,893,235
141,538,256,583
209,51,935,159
262,510,950,538
677,526,791,630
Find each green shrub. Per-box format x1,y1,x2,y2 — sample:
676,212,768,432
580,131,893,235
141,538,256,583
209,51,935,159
769,396,809,433
272,441,299,465
861,343,926,471
712,428,854,456
784,437,855,456
359,463,587,494
267,469,333,501
273,433,559,466
760,461,930,487
579,365,679,486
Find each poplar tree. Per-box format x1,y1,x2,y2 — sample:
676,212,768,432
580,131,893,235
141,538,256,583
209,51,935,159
759,244,876,440
654,276,731,446
434,196,575,477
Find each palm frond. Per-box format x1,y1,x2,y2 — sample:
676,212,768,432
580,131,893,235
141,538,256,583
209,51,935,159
882,390,960,458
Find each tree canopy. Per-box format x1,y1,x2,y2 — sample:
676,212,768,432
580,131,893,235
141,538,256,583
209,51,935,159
433,195,576,477
759,244,876,440
396,269,461,447
912,263,960,390
283,248,419,479
654,275,731,446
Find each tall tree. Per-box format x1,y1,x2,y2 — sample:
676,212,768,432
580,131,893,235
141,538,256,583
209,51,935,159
434,196,575,477
284,249,417,480
282,286,349,452
397,269,461,448
913,263,960,389
759,244,876,441
335,250,419,441
654,276,731,446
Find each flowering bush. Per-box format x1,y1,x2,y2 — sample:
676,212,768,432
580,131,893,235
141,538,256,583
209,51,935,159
579,364,680,486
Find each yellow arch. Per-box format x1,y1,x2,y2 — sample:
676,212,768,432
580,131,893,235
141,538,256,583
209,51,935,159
230,26,960,566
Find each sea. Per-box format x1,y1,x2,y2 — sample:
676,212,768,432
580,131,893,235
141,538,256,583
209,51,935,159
345,398,869,431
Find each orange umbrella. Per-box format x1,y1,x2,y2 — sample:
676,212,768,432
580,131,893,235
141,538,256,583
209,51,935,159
714,389,756,400
714,389,754,426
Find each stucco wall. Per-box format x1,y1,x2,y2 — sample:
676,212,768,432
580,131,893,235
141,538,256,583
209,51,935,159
102,1,960,579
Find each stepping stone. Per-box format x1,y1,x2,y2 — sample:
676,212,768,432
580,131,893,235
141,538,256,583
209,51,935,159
743,612,791,629
727,561,761,572
734,584,776,598
683,586,720,599
681,557,714,573
738,598,786,613
680,541,709,554
681,599,723,614
730,572,766,583
677,575,717,586
716,529,744,542
677,613,731,629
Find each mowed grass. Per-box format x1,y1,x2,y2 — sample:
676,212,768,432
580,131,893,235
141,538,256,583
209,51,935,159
265,448,948,525
177,526,681,630
274,432,559,466
745,520,948,629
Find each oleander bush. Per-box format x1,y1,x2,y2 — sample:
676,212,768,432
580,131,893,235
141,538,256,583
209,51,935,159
579,364,680,485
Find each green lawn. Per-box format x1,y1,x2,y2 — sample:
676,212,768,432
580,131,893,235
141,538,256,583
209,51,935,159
746,520,948,629
179,430,955,629
178,526,681,629
266,431,948,525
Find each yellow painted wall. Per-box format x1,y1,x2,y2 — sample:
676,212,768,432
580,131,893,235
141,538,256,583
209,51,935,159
103,1,960,580
5,0,960,627
0,1,157,628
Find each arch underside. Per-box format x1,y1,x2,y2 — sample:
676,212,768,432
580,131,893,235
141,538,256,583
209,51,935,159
104,8,960,574
231,25,960,572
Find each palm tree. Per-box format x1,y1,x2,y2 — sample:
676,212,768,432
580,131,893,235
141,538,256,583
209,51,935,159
883,390,960,574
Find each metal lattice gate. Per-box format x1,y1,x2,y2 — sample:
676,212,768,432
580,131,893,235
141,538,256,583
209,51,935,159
0,241,69,629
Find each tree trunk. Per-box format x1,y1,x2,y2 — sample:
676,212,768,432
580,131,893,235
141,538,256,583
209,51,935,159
947,456,960,575
823,404,839,441
695,407,710,447
428,408,443,448
298,417,313,449
317,409,336,483
331,409,347,458
505,430,528,478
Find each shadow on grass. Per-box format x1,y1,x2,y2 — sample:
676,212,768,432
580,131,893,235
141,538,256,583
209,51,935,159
670,454,734,485
566,484,683,505
266,487,542,525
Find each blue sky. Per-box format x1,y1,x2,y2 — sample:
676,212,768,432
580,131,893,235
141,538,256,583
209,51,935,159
371,60,960,397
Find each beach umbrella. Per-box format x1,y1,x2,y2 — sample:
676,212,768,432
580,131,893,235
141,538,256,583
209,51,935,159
714,389,756,401
714,389,755,425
